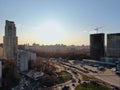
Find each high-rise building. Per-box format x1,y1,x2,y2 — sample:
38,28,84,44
3,20,18,59
107,33,120,58
90,33,105,60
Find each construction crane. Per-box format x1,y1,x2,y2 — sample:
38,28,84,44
94,26,104,33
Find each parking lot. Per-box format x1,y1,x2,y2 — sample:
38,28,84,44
76,64,120,88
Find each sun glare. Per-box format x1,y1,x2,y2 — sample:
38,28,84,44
34,21,67,44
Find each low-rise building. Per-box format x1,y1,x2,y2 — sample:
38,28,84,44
26,70,44,80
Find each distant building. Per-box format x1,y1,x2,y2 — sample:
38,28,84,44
101,57,120,64
107,33,120,58
90,33,105,60
17,50,28,72
0,47,3,59
83,59,115,67
0,61,2,87
3,20,18,59
0,43,3,48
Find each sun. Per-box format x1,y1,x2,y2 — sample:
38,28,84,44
35,20,67,44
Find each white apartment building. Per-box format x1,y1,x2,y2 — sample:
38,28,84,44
17,50,28,72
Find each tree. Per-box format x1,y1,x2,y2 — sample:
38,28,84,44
2,60,20,89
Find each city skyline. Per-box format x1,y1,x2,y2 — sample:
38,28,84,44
0,0,120,45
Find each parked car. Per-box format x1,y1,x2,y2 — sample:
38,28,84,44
72,84,75,87
97,66,105,71
72,78,76,83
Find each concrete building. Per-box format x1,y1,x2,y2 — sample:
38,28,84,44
27,51,37,61
26,70,44,80
0,61,2,87
107,33,120,58
90,33,105,60
3,20,18,59
17,50,28,72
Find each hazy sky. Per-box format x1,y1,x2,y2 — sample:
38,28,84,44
0,0,120,45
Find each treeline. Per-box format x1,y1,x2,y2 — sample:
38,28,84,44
34,50,90,60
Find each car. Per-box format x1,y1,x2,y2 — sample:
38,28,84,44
90,79,96,82
11,88,14,90
93,64,99,67
78,79,81,83
62,85,70,90
116,70,120,74
90,80,99,85
89,64,94,66
20,87,24,90
72,84,75,87
97,66,105,71
83,67,88,70
80,65,83,67
112,87,120,90
91,70,97,73
72,70,77,74
72,78,76,83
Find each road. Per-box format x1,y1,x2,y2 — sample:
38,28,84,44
50,61,82,90
80,64,120,88
15,59,120,90
65,62,120,89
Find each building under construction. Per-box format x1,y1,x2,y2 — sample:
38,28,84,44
90,33,105,60
107,33,120,58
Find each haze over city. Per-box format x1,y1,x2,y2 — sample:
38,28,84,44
0,0,120,45
0,0,120,90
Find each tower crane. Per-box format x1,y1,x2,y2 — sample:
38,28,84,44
94,26,104,33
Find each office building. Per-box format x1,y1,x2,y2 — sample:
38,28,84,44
3,20,18,59
17,50,28,72
107,33,120,58
90,33,105,60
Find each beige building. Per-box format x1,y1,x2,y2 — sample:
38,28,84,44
3,20,18,59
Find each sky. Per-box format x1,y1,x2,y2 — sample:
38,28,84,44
0,0,120,45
